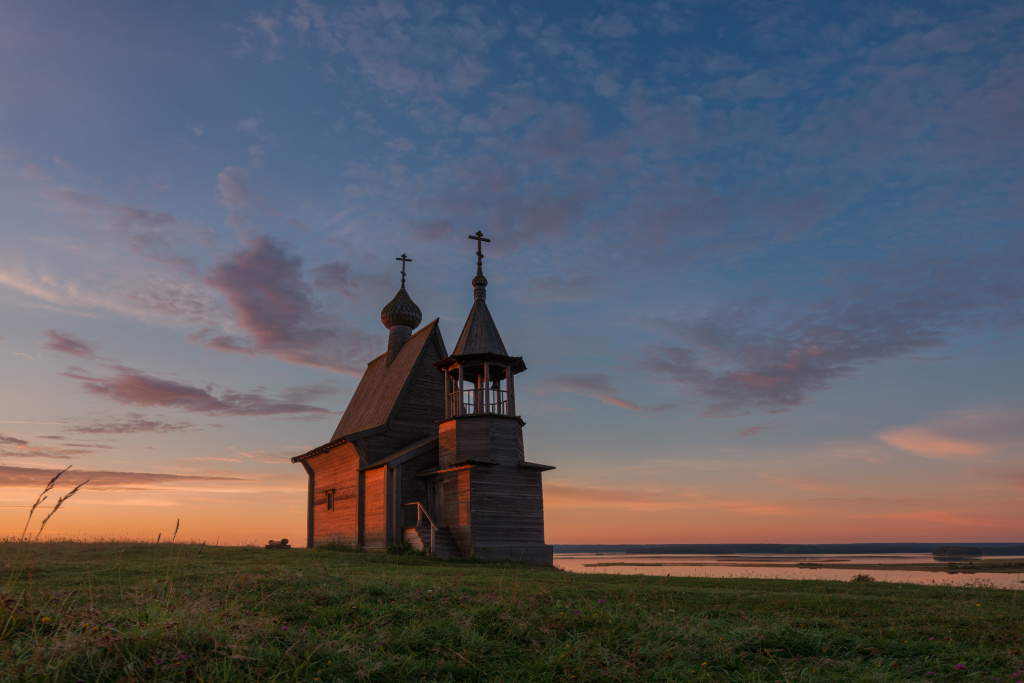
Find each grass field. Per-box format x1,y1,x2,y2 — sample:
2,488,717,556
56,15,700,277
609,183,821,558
2,540,1023,681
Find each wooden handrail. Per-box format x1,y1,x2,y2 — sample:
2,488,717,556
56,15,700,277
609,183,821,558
404,502,436,553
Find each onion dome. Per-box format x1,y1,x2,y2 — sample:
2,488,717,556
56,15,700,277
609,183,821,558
381,284,422,330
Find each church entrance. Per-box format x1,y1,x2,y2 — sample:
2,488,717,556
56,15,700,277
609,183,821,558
427,480,444,526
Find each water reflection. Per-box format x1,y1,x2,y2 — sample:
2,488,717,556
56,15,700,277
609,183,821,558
553,554,1024,590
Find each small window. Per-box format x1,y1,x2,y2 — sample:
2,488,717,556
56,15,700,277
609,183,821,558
326,489,335,511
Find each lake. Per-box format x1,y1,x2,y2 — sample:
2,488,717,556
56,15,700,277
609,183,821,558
553,553,1024,589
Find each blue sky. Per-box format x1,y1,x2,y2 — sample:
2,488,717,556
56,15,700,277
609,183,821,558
1,0,1022,544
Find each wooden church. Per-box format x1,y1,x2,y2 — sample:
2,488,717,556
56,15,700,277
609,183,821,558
291,233,554,565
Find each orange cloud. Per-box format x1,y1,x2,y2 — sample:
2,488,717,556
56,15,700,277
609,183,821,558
757,474,847,494
878,427,986,459
879,409,1024,460
854,509,1020,529
544,482,798,516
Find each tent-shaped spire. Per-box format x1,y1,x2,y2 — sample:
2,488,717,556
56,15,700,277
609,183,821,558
451,291,508,357
440,231,525,373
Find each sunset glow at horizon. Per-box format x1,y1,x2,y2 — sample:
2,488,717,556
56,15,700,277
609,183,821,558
1,1,1022,547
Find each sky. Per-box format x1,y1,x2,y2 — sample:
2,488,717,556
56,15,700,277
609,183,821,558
1,0,1022,546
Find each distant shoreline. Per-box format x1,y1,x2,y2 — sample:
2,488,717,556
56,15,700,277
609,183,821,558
554,543,1024,556
580,558,1024,574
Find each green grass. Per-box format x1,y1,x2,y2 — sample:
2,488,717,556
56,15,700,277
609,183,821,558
2,541,1023,681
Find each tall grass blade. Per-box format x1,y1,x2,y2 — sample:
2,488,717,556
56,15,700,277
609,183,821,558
172,518,180,543
20,466,70,540
35,480,87,540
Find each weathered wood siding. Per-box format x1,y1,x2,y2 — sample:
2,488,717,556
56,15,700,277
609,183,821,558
438,421,458,469
310,443,360,546
360,429,429,464
470,466,546,547
439,470,472,556
362,466,388,550
437,415,522,468
391,335,445,434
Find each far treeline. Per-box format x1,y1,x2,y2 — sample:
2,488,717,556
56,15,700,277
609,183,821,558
554,543,1024,555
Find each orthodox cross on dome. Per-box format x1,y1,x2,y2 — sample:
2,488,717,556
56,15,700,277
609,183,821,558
468,230,490,269
396,253,412,285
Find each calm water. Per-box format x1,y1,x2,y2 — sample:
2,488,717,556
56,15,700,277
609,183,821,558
553,554,1024,590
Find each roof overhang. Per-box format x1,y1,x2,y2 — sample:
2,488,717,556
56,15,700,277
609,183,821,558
434,353,526,374
291,436,347,463
358,434,439,471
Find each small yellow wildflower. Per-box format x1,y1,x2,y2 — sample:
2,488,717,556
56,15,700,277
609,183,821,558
41,617,51,624
975,603,981,607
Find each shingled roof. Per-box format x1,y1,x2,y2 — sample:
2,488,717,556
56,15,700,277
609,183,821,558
330,319,445,442
451,298,508,356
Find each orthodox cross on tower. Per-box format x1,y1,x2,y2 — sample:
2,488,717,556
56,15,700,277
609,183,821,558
396,253,412,285
468,230,490,268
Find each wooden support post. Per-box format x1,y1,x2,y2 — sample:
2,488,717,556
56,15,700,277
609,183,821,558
456,365,463,416
483,361,490,413
507,364,515,416
442,368,448,418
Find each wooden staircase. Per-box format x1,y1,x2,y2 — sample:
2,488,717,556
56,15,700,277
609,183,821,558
403,525,461,558
403,501,460,558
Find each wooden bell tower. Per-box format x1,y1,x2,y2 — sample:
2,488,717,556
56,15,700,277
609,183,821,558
428,231,554,564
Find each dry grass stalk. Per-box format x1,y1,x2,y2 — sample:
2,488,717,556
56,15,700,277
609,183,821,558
35,480,88,540
20,466,71,540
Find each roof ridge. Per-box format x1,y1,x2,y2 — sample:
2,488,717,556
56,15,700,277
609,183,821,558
330,319,444,442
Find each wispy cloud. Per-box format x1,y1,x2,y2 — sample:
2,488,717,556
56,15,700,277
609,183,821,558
0,437,94,460
545,482,799,515
879,409,1024,460
854,509,1020,529
538,372,675,413
41,329,98,359
59,366,330,416
66,414,201,434
648,248,1024,416
758,474,846,494
0,464,244,490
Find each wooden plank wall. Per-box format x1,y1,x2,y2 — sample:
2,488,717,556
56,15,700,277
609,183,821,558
362,466,388,549
438,421,458,468
310,443,360,546
360,429,429,464
487,418,523,466
470,467,546,547
391,335,445,434
437,416,523,467
440,470,472,556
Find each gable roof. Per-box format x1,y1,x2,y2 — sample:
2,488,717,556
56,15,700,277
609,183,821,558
330,320,446,442
452,299,508,356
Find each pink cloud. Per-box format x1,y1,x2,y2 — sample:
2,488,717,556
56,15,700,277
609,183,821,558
41,329,98,359
203,236,375,373
878,409,1024,460
738,424,770,437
